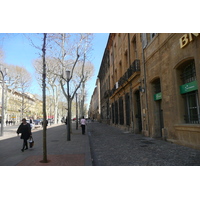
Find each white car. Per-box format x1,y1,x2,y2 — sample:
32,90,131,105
26,120,35,129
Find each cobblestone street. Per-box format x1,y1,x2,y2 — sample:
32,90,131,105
87,122,200,166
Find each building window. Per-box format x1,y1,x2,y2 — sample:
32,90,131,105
119,97,124,125
181,61,196,84
124,50,128,69
125,93,130,126
115,101,118,124
132,36,137,60
112,103,114,124
180,60,200,124
184,91,200,124
154,79,161,93
150,33,157,40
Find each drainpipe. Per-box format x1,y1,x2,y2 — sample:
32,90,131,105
142,35,150,137
128,33,134,132
111,35,116,125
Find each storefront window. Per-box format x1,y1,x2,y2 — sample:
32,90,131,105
115,101,118,124
184,91,200,124
181,61,196,84
180,60,200,124
125,93,130,126
119,97,124,125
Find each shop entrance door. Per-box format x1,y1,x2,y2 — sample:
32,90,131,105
155,100,164,137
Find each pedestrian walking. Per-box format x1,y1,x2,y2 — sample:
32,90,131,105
30,118,33,123
41,119,48,127
16,118,32,152
80,116,86,135
65,117,68,130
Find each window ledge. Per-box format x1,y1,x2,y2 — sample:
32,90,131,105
174,124,200,131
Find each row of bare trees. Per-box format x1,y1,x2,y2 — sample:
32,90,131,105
0,63,32,121
0,37,33,121
0,34,94,123
30,33,94,162
1,33,95,163
32,33,94,124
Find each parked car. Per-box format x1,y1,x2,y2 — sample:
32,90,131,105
33,120,42,128
26,120,35,129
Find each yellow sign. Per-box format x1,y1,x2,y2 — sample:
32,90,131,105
180,33,199,48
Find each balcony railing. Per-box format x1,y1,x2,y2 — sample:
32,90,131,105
110,59,140,96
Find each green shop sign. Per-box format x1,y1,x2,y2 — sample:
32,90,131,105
180,80,198,94
154,92,162,101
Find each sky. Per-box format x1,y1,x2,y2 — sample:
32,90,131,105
0,33,109,107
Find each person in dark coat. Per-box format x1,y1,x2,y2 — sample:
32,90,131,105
65,117,68,130
16,118,32,152
41,119,48,127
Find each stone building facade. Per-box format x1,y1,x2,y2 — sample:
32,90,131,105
0,87,43,124
142,33,200,149
97,46,110,124
88,79,100,121
108,33,143,133
89,33,200,149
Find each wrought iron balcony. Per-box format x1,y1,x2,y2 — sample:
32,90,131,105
110,59,140,97
118,59,140,88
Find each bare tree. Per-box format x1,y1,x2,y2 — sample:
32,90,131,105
58,33,93,137
75,61,94,117
24,33,49,163
42,33,48,163
0,48,4,63
5,65,32,119
40,33,94,139
33,57,61,124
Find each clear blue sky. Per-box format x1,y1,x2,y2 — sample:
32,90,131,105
0,33,109,107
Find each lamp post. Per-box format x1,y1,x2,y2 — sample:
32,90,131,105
66,70,70,141
0,65,7,137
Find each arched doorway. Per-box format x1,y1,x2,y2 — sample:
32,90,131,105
152,78,164,138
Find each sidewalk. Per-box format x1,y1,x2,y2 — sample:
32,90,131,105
0,122,92,166
87,122,200,166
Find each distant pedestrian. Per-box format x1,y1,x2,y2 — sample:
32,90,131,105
41,119,48,127
16,118,32,152
80,116,86,135
65,117,68,130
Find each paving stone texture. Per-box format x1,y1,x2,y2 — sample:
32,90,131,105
87,122,200,166
0,123,91,166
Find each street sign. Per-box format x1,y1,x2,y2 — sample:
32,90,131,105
154,92,162,101
180,80,198,94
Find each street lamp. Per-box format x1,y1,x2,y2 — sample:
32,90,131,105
0,65,8,137
66,70,70,141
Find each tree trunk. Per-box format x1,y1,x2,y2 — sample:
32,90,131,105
54,86,58,124
42,33,48,163
69,98,72,134
81,81,85,117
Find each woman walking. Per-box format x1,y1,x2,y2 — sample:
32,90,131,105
16,118,32,152
80,116,86,135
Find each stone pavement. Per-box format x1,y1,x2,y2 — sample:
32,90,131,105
1,121,200,166
0,122,92,166
87,122,200,166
